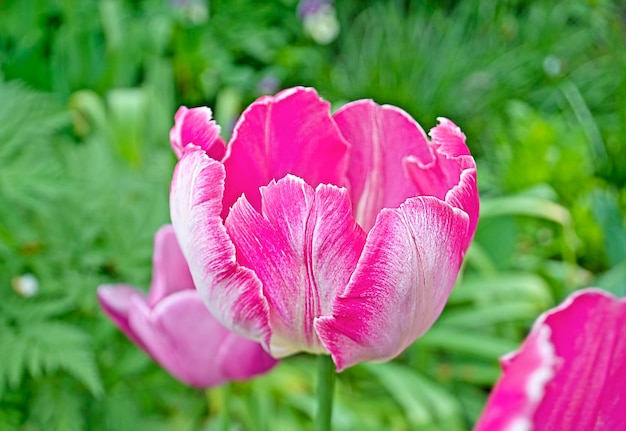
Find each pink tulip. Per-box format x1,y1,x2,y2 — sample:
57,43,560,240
97,225,278,388
475,288,626,431
169,87,479,371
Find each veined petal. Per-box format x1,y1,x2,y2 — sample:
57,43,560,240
170,106,226,160
333,101,430,231
225,175,366,357
477,289,626,431
128,290,232,388
474,326,557,431
170,147,270,347
404,118,478,242
97,284,148,351
147,224,194,307
315,197,469,371
222,87,349,217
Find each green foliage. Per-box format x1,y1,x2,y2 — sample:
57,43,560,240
1,0,625,429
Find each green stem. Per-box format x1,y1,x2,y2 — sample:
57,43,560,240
206,384,231,431
315,354,336,431
219,383,231,431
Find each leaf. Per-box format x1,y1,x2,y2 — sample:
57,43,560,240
449,273,553,309
417,327,519,360
25,380,85,431
19,321,103,396
363,362,465,430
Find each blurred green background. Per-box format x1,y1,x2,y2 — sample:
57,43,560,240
1,0,625,429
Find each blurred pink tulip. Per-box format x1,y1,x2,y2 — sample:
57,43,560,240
475,288,626,431
169,87,479,371
97,225,278,388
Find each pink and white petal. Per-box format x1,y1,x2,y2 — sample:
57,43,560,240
221,87,349,216
147,224,195,307
333,100,430,231
530,289,626,430
170,147,271,348
97,284,148,351
445,168,478,249
474,326,557,431
128,290,230,388
404,118,479,240
315,196,469,371
216,332,279,382
170,106,226,160
475,289,626,431
225,175,366,357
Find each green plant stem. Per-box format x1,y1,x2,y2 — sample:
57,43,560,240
315,354,336,431
206,384,231,431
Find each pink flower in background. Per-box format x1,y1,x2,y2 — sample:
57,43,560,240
97,225,278,388
170,86,478,371
475,288,626,431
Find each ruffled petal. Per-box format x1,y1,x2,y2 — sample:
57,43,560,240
476,289,626,431
97,284,148,351
170,147,271,348
474,326,557,431
222,87,349,216
404,118,478,242
333,101,430,231
170,106,226,160
128,290,231,388
147,224,195,307
315,196,469,371
225,175,366,357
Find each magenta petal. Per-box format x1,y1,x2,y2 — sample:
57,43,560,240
170,147,271,347
147,225,194,307
221,87,349,216
474,326,557,431
315,197,470,371
128,290,231,387
333,100,431,231
98,285,149,351
225,175,366,357
404,118,478,241
477,289,626,431
170,106,226,160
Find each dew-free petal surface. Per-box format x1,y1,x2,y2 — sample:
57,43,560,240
170,106,226,160
333,100,429,231
404,118,478,241
147,225,195,307
98,284,148,351
226,175,366,357
475,289,626,431
217,331,280,381
222,87,349,216
316,196,470,371
129,290,232,387
170,147,271,347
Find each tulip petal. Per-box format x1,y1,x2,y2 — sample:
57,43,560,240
476,289,626,431
222,87,349,216
97,285,148,351
147,225,195,307
225,175,366,357
128,290,232,387
404,118,478,242
170,106,226,160
333,101,430,231
315,196,469,371
217,332,279,381
474,326,557,431
170,147,271,348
